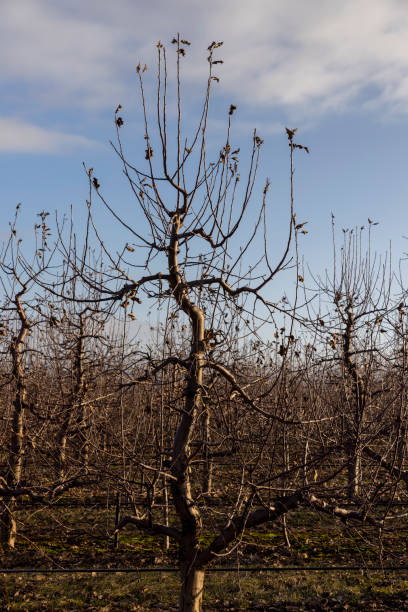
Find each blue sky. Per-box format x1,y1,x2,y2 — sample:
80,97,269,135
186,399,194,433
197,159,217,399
1,0,408,291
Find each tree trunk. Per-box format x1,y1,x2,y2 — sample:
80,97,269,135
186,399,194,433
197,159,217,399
56,318,86,480
56,421,70,480
343,304,364,502
0,499,17,549
3,401,25,548
179,565,205,612
163,475,169,551
1,289,31,549
348,452,361,501
202,409,212,494
78,403,90,474
282,425,291,547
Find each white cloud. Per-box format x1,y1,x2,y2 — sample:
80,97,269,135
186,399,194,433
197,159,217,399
202,0,408,115
1,0,127,109
1,0,408,117
0,117,98,153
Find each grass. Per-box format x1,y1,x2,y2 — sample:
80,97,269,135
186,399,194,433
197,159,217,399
1,570,408,610
1,502,408,609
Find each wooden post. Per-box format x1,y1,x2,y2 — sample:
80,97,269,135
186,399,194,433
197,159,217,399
163,475,169,551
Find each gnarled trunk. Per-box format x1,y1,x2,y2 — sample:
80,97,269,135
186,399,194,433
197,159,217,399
168,212,206,611
1,290,30,549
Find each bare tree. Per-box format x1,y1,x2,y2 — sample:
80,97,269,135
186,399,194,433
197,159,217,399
305,221,397,501
0,210,110,549
0,210,56,548
66,36,317,611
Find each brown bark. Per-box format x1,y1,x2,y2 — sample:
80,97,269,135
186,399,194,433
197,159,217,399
202,409,212,494
179,566,205,612
343,300,365,500
0,500,17,549
167,211,205,609
1,289,30,549
56,315,86,479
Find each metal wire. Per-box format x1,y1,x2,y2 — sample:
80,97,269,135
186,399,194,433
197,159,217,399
1,566,408,574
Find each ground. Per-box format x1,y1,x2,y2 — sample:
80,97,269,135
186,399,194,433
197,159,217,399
1,500,407,609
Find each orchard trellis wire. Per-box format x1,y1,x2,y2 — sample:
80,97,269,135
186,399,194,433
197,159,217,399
2,566,408,574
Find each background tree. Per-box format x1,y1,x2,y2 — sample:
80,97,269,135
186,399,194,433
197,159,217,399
306,223,393,500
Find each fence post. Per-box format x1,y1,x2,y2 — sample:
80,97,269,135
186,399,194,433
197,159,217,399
163,475,169,551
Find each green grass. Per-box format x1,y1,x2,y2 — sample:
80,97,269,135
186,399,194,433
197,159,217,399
1,570,408,610
1,502,408,609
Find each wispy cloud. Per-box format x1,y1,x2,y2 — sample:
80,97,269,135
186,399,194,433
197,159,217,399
2,0,408,118
1,0,127,109
0,117,98,153
198,0,408,115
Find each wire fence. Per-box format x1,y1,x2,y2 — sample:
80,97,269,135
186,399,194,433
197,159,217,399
1,565,408,574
